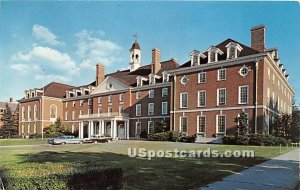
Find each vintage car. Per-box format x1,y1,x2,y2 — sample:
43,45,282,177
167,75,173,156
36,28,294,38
83,135,113,143
47,135,83,145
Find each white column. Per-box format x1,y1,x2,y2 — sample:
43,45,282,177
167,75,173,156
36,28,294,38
102,121,105,135
79,121,83,139
110,120,113,138
98,120,101,136
88,121,91,138
113,119,117,139
91,121,94,136
126,120,129,139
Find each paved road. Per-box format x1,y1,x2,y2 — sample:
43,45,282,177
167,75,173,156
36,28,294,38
200,148,300,190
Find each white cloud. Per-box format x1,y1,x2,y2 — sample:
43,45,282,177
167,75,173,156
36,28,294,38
10,46,79,83
75,30,123,69
32,24,65,46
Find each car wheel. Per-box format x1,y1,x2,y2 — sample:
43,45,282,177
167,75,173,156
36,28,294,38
79,141,83,144
93,141,98,144
62,142,66,145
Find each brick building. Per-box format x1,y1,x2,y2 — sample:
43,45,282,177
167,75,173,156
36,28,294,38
18,25,294,141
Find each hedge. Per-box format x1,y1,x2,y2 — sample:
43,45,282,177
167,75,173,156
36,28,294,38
223,134,288,146
147,131,196,143
1,163,123,190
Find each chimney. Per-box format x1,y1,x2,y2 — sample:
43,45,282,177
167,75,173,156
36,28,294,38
251,25,266,52
96,64,105,86
151,48,161,74
9,97,13,102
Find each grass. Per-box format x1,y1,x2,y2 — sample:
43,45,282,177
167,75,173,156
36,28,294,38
0,140,295,190
0,138,47,146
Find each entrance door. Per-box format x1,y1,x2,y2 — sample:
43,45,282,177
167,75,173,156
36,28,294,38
106,123,111,137
118,123,125,139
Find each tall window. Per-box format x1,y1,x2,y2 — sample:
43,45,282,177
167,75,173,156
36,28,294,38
136,122,141,135
119,93,124,102
119,106,124,114
192,55,199,66
136,91,141,100
136,104,141,116
108,95,112,103
197,116,206,133
148,121,154,134
218,69,226,81
180,92,188,108
88,109,92,115
98,108,102,114
108,107,113,114
217,115,226,133
163,72,169,82
72,101,75,107
209,51,216,62
239,86,249,104
80,100,84,106
98,97,102,104
22,106,25,120
217,88,226,105
198,72,206,83
65,112,68,121
149,90,154,98
88,99,92,105
162,88,168,97
34,104,38,120
180,117,187,133
198,90,206,107
162,102,168,115
65,102,68,108
50,105,57,119
148,103,154,116
28,106,31,120
72,111,75,120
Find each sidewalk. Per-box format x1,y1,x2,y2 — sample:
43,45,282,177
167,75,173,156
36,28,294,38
201,148,300,190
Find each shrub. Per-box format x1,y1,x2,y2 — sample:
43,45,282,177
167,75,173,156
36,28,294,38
29,134,42,139
140,129,148,138
248,134,287,146
148,132,170,141
222,136,236,145
148,132,196,143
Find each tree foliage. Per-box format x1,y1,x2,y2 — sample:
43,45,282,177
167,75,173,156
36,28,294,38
0,103,18,138
273,113,292,139
234,112,250,145
43,117,71,136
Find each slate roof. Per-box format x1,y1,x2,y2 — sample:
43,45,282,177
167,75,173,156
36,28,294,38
179,38,260,68
39,82,75,98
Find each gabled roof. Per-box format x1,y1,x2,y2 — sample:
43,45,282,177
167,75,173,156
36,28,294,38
179,38,260,68
130,42,141,50
40,82,75,98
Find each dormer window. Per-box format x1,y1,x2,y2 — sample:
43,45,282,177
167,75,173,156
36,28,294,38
207,46,223,63
190,50,206,66
136,76,146,87
162,72,169,83
149,74,155,85
225,42,243,59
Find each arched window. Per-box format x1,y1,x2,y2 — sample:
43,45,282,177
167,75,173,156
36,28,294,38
135,54,139,62
28,106,31,120
34,104,38,120
50,104,57,119
22,106,25,120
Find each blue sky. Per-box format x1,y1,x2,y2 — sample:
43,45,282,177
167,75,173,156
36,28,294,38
0,1,299,104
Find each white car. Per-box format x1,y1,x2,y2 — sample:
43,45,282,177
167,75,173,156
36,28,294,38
47,135,83,145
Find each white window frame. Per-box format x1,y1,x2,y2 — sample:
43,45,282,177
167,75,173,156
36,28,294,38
217,69,226,81
65,102,68,108
136,122,141,135
88,109,92,115
216,115,226,134
162,88,168,97
180,92,188,108
198,72,206,83
108,95,112,103
98,97,102,104
136,91,141,100
108,107,113,114
148,103,154,116
197,90,206,107
98,108,102,114
239,85,249,104
179,116,188,133
197,115,206,134
80,100,83,106
65,112,68,121
162,102,168,115
72,101,75,107
79,110,83,115
136,104,141,116
119,106,124,114
119,93,124,102
149,90,154,98
217,88,226,105
148,121,154,134
88,99,92,106
72,111,75,120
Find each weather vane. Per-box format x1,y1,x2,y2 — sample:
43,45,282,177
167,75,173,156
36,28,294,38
133,32,138,42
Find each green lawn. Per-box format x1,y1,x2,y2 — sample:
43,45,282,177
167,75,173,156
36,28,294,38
0,138,47,146
0,140,294,190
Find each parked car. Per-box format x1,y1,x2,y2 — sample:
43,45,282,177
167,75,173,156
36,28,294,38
84,135,113,143
47,135,83,145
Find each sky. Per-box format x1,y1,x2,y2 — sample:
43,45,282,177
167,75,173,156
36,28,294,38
0,1,299,105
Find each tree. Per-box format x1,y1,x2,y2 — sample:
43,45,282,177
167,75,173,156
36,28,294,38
273,113,292,139
290,98,300,142
235,112,250,145
43,117,71,136
0,103,18,137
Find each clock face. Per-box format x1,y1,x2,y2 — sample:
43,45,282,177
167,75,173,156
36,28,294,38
181,76,188,85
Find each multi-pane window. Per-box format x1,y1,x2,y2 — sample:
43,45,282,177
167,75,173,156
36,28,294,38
65,112,68,121
72,101,75,107
162,102,168,115
136,104,141,116
119,106,124,114
217,115,226,133
209,51,216,62
119,93,124,102
108,95,112,103
80,100,83,106
148,103,154,116
163,72,169,82
22,106,25,120
197,116,206,133
148,121,154,134
98,97,102,104
198,72,206,83
136,91,141,99
98,108,102,114
180,92,188,108
149,90,154,98
198,90,206,107
136,122,141,135
88,109,92,115
34,105,38,120
108,107,113,114
28,106,31,120
72,111,75,120
192,55,199,66
162,88,168,97
217,88,226,105
88,99,92,105
180,117,187,133
239,86,249,104
218,69,226,81
228,46,235,59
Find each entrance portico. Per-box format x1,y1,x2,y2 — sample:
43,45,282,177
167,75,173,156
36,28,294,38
78,113,129,140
